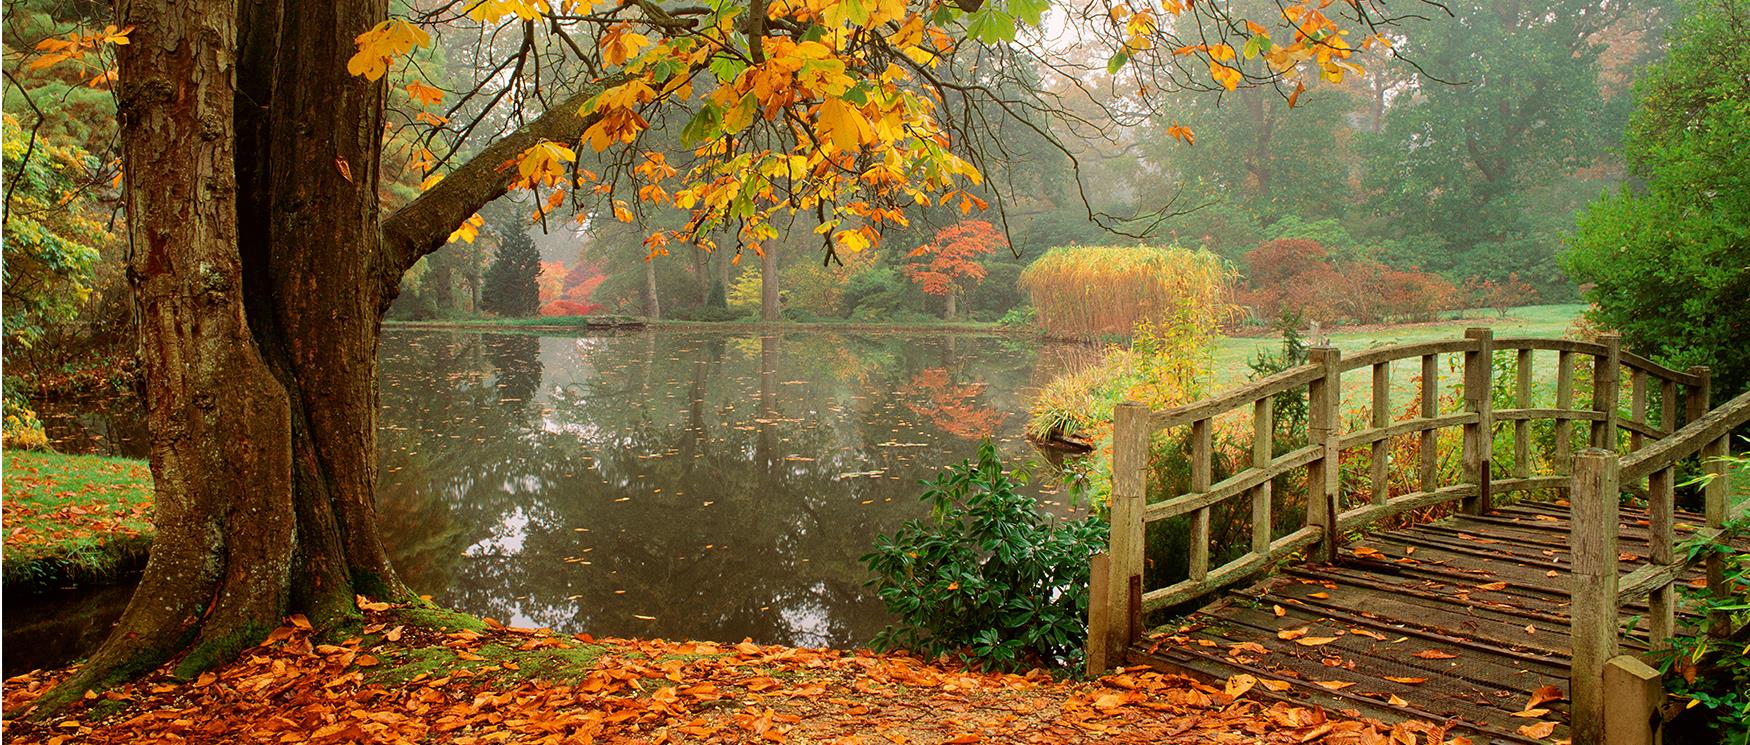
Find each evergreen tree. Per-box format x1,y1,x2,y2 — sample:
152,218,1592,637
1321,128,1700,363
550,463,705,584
480,223,541,317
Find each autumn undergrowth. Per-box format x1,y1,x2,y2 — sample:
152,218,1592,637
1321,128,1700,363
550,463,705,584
1,450,153,591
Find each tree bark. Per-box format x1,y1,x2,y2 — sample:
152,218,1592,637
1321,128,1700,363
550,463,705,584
644,257,662,320
39,0,626,712
38,0,296,710
944,289,957,321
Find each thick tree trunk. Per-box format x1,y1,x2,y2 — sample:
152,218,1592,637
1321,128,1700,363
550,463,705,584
944,290,958,321
41,0,617,712
39,0,297,709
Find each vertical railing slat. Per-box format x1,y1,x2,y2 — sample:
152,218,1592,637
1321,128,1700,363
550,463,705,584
1556,350,1576,494
1189,417,1212,583
1420,353,1439,495
1569,449,1623,745
1648,465,1675,650
1251,396,1273,556
1371,361,1390,505
1660,378,1677,437
1515,348,1532,479
1685,366,1711,429
1593,333,1621,451
1705,432,1730,638
1630,368,1648,452
1308,346,1342,561
1462,328,1494,514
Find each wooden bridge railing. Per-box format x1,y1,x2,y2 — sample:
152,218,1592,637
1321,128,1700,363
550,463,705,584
1567,390,1748,744
1086,328,1720,676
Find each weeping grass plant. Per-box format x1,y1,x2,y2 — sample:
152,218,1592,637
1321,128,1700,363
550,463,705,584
1019,245,1237,340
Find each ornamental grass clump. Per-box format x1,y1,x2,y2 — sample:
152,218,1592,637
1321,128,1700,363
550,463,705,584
1018,245,1237,340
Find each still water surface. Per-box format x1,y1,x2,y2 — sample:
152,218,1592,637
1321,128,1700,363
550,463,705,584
15,328,1091,672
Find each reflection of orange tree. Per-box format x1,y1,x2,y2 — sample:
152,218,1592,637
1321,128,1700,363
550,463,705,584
901,367,1007,440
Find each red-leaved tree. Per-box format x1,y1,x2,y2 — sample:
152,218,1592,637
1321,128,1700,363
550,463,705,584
902,220,1005,320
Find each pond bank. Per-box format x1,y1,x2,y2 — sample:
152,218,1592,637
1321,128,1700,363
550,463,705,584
1,602,1432,744
385,314,1041,336
1,451,152,592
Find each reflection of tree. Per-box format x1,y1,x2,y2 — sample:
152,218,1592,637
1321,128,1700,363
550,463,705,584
372,329,1058,648
484,334,542,408
900,367,1008,440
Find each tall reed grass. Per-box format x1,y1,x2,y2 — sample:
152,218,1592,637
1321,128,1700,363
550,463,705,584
1019,245,1238,340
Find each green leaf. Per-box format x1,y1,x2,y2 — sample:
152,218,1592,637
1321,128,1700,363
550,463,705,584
1107,49,1130,74
1008,0,1047,27
680,104,723,146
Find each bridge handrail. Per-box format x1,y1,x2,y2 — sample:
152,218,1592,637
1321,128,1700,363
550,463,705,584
1566,388,1747,742
1086,327,1719,676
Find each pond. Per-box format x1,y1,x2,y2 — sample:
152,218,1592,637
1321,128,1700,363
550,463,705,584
14,328,1097,673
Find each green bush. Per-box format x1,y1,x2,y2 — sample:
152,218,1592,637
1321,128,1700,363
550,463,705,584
861,442,1106,671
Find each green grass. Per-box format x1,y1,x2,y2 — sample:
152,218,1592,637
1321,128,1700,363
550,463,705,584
1209,304,1587,388
2,450,155,590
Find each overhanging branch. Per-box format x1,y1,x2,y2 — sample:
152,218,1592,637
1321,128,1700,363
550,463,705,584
377,82,614,290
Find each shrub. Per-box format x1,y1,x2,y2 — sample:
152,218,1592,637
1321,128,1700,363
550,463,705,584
861,442,1106,671
1240,239,1460,324
1657,511,1750,743
1019,245,1238,340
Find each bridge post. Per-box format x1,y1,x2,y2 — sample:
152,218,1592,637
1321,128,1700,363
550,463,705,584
1684,365,1710,428
1569,448,1622,745
1100,401,1150,667
1593,334,1622,449
1462,328,1494,514
1307,346,1341,562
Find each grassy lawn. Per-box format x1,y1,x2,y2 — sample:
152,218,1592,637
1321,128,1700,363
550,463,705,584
1209,304,1587,387
2,450,154,590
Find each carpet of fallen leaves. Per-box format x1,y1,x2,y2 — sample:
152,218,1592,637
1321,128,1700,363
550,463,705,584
1,451,153,568
0,601,1467,744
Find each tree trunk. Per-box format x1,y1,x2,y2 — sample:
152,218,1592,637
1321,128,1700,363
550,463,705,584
644,257,661,320
760,245,779,321
39,0,299,708
944,290,958,321
40,0,615,711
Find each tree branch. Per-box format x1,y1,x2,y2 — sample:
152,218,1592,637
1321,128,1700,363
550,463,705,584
377,82,616,292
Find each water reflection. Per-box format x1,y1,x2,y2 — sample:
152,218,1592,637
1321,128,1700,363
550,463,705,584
376,329,1075,648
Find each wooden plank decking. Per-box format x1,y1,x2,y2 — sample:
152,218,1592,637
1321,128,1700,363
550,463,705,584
1126,499,1731,742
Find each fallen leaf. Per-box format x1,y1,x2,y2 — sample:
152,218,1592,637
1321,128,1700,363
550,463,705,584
1278,627,1310,641
1382,676,1426,685
1295,637,1341,647
1273,605,1286,617
1511,708,1550,718
1259,679,1293,692
1517,721,1556,738
1225,674,1256,699
1314,680,1355,690
1413,650,1458,660
1307,592,1330,599
1524,684,1564,710
1475,582,1507,592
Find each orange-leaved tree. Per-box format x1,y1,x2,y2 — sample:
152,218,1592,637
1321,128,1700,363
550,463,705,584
26,0,1412,710
903,220,1005,319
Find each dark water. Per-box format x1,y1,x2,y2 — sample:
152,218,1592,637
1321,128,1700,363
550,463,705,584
13,329,1093,672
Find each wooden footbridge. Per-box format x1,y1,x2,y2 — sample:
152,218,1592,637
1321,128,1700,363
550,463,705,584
1084,329,1749,743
